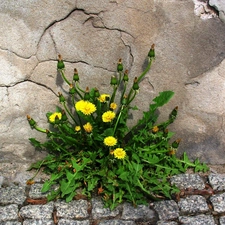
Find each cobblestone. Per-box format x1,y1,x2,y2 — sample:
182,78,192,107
0,172,225,224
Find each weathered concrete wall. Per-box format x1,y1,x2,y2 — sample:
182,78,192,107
0,0,225,181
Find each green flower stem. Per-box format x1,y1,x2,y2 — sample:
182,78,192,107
62,102,78,125
74,85,83,99
127,91,137,105
113,105,124,136
110,85,117,106
136,179,158,201
34,125,47,133
137,57,153,83
75,82,85,94
120,82,127,104
59,70,71,86
126,88,134,105
29,159,45,180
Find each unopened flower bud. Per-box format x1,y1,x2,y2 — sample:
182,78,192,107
27,115,36,128
148,44,155,58
58,92,65,103
132,77,139,90
94,88,100,98
117,58,123,72
122,95,128,105
69,84,76,94
172,139,181,149
73,68,79,82
57,54,65,69
163,129,169,138
123,70,129,82
169,106,178,121
61,110,68,121
110,76,118,86
84,87,90,100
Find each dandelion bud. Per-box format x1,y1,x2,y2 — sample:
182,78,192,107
169,106,178,121
110,76,118,86
163,129,169,138
73,68,79,82
69,84,76,94
94,88,100,98
84,87,90,100
27,115,36,128
122,95,128,105
58,92,65,103
123,70,129,82
61,110,68,121
132,77,139,90
117,58,123,72
57,54,65,69
148,44,155,58
172,139,181,149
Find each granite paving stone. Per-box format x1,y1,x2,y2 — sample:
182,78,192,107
121,202,157,221
220,216,225,225
55,199,88,219
57,219,90,225
0,204,18,221
170,174,205,190
23,219,54,225
157,222,178,225
0,222,22,225
208,173,225,191
154,200,179,221
91,198,120,219
19,202,54,219
179,214,216,225
28,183,49,199
0,185,26,205
210,192,225,213
178,195,209,215
98,220,135,225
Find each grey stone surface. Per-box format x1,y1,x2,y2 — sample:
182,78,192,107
210,192,225,213
170,174,205,190
178,195,209,215
23,220,54,225
98,220,135,225
208,173,225,191
19,202,54,219
0,185,26,205
179,214,216,225
209,0,225,22
57,219,89,225
154,200,179,221
0,204,18,221
121,202,157,221
91,198,120,219
55,199,89,219
220,216,225,225
157,222,178,225
0,222,21,225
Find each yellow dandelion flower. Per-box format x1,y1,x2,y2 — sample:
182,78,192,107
83,122,93,133
152,126,159,133
113,148,126,159
75,126,81,132
104,136,117,147
110,102,117,110
49,112,62,123
75,100,96,115
98,94,110,103
102,111,116,123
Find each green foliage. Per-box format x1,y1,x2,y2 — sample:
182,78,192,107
27,46,208,210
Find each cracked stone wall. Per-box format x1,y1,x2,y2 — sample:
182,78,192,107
0,0,225,181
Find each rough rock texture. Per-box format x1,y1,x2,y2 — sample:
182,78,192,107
209,0,225,22
0,0,225,182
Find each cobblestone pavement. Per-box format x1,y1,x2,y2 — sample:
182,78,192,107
0,172,225,225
